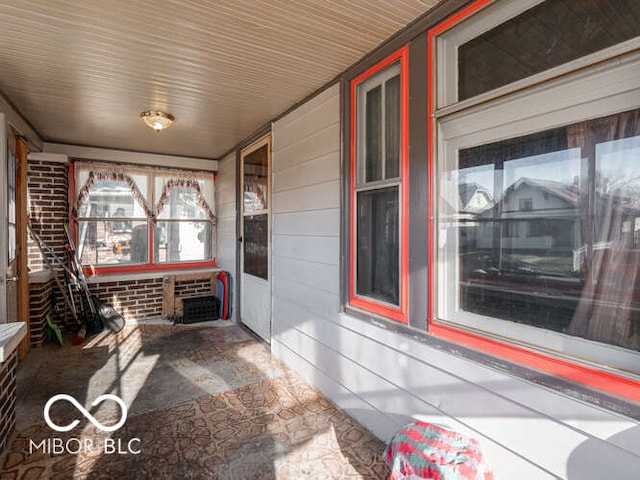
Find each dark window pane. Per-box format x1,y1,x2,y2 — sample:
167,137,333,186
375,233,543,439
244,214,268,280
357,186,399,305
365,85,382,182
385,75,400,179
449,108,640,352
459,0,640,100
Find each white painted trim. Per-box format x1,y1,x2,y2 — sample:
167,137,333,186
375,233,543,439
27,152,69,164
0,322,26,362
0,93,43,152
43,143,219,172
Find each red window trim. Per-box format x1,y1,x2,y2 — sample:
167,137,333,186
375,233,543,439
426,0,640,403
69,162,217,276
349,45,409,324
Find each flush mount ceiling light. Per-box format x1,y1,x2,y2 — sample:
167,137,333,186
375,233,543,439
140,110,175,132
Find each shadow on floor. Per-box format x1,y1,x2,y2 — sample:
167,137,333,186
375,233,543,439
1,323,389,479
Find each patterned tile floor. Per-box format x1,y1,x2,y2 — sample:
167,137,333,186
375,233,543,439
0,323,389,479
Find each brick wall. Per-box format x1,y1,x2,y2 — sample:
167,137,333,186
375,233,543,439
29,274,195,330
172,278,216,318
174,278,214,299
90,278,164,322
27,158,70,338
26,157,216,326
27,276,53,347
0,351,18,454
27,159,69,272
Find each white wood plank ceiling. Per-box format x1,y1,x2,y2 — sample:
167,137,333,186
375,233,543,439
0,0,441,159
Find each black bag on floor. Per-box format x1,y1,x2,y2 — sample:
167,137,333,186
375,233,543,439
91,295,125,333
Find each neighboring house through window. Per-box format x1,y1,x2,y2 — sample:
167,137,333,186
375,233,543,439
429,0,640,400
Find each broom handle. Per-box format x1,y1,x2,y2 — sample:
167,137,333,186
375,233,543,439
64,223,97,317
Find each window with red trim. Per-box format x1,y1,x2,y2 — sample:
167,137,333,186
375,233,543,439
73,162,216,272
429,0,640,401
350,47,409,323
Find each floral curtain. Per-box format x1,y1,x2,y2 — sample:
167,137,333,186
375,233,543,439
154,178,216,224
74,171,153,219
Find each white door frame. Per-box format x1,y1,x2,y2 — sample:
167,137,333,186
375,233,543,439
239,134,272,342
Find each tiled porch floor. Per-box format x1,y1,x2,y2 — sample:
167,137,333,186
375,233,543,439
0,323,390,479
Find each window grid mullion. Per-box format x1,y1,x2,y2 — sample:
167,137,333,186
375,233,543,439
354,178,400,193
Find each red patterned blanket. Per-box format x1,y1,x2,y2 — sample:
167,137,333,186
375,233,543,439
384,421,494,480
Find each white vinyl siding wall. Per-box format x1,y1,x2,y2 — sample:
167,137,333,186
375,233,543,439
271,82,342,350
268,83,640,478
215,151,237,320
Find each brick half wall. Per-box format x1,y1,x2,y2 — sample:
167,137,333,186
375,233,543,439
89,278,164,322
0,351,18,454
27,157,218,326
27,160,69,272
27,277,53,348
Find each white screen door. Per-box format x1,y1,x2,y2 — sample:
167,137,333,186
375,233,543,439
240,135,271,342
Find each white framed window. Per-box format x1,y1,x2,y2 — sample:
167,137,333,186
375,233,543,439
433,0,640,378
74,163,216,271
355,62,401,307
350,46,409,323
436,0,640,111
153,176,215,265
